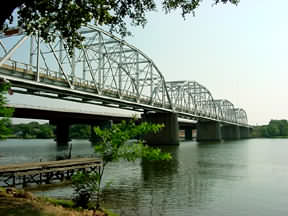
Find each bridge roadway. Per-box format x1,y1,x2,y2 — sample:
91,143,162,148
7,104,250,145
8,104,198,144
9,104,137,124
0,25,251,144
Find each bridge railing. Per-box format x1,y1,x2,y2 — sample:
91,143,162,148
1,57,249,126
2,58,173,108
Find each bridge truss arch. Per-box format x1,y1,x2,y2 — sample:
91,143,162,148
165,81,218,119
214,99,237,123
0,25,172,110
234,108,248,125
0,25,249,126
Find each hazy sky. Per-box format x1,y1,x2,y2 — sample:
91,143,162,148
7,0,288,125
126,0,288,125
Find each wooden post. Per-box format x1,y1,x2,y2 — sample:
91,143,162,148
40,173,42,184
23,175,26,187
12,174,16,186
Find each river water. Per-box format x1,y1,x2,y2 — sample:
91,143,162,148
1,138,288,216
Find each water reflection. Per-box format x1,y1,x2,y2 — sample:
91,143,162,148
3,139,288,216
0,139,247,216
0,139,95,165
100,141,249,216
55,144,72,160
141,145,179,180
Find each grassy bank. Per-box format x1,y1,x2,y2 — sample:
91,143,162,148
0,187,117,216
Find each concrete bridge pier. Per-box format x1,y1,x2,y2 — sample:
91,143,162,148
184,127,194,140
52,121,71,146
221,125,240,140
197,121,222,141
240,127,250,139
141,112,179,145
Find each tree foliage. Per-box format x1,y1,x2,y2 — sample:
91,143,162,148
251,120,288,138
10,122,55,139
0,82,14,139
72,119,172,209
71,171,100,209
70,124,91,139
8,123,92,139
1,0,239,54
93,119,171,164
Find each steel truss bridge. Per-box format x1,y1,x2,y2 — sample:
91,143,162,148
0,25,248,127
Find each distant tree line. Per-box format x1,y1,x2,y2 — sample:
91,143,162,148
9,122,54,139
252,120,288,138
7,119,288,139
69,124,91,139
7,122,91,139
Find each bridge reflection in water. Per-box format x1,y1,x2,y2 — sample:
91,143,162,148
0,25,251,145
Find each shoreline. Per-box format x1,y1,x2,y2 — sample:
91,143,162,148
0,187,118,216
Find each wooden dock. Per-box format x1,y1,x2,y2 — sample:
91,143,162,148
0,158,101,187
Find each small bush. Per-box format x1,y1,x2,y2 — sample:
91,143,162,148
71,171,100,209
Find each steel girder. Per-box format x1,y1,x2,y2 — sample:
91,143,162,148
214,99,237,123
0,25,172,110
165,82,248,124
0,25,248,125
234,108,248,125
165,81,217,119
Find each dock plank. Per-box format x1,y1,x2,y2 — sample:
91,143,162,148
0,158,102,187
0,158,101,172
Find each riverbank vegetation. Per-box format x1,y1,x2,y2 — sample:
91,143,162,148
6,119,288,139
251,120,288,138
9,122,55,139
0,81,14,139
0,187,118,216
6,123,90,139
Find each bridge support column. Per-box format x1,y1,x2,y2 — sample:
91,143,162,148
197,121,222,142
90,120,113,144
184,127,193,140
222,125,240,140
240,127,250,139
54,122,71,146
142,112,179,145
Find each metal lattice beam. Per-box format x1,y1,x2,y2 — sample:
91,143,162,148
0,25,249,126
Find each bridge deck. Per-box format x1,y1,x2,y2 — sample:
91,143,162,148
0,158,101,187
1,63,158,109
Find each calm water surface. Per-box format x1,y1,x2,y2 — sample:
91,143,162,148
1,138,288,216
